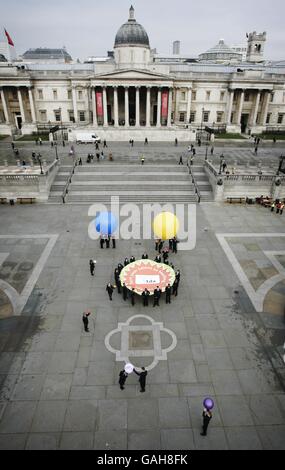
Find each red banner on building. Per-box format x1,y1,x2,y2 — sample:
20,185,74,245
96,91,103,117
161,91,168,118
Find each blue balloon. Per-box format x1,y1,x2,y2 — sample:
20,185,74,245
95,211,117,235
203,397,214,410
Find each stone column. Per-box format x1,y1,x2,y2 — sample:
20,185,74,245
167,88,173,127
125,86,129,126
261,90,271,126
156,87,161,127
92,87,98,127
72,86,78,122
0,88,9,123
251,90,261,125
103,86,108,126
135,86,140,127
174,87,180,123
17,88,26,123
28,87,36,123
226,90,234,124
236,89,244,125
113,86,119,127
186,87,192,124
146,86,151,127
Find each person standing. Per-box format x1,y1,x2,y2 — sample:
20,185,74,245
89,259,96,276
175,138,178,146
142,253,148,259
155,239,160,251
103,139,107,148
153,286,161,307
210,146,214,155
106,283,114,300
158,240,164,254
172,237,178,254
96,152,100,162
279,202,284,215
200,407,212,436
39,137,42,145
162,249,169,264
114,268,121,294
118,263,123,274
130,288,135,306
134,367,148,392
169,239,173,251
142,288,150,306
172,278,179,296
100,236,104,249
106,235,110,248
79,157,82,165
119,370,128,390
122,283,128,301
165,283,171,304
130,255,135,263
82,311,91,332
124,258,129,266
155,254,161,263
141,156,145,165
144,137,148,145
179,155,183,165
175,269,180,284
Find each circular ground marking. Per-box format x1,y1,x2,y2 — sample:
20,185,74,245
120,259,175,295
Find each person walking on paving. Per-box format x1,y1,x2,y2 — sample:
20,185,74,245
79,157,82,165
106,283,114,300
105,235,110,248
103,139,107,148
165,283,171,304
89,259,96,276
200,407,212,436
175,269,180,284
144,137,148,145
141,155,145,165
118,263,123,273
153,286,161,307
82,311,91,332
122,283,128,301
134,367,148,392
142,288,150,306
162,249,169,264
119,370,128,390
100,236,104,249
175,138,178,146
179,155,183,165
155,254,161,263
210,146,214,155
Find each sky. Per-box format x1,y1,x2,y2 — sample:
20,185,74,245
1,0,285,61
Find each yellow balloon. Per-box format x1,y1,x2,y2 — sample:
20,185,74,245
153,212,179,240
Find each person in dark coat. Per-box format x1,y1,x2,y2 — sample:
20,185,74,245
142,253,148,259
112,237,116,248
114,268,121,294
106,283,114,300
175,269,180,284
169,239,173,251
172,278,179,296
155,239,160,251
96,152,100,162
118,263,123,273
119,370,128,390
165,283,171,304
105,235,110,248
200,408,212,436
82,311,91,332
130,288,135,306
162,249,169,263
89,259,96,276
124,258,129,266
134,367,148,392
142,288,150,306
158,240,164,253
153,286,161,307
103,140,107,148
155,254,161,263
179,155,183,165
172,237,178,254
130,255,135,263
100,237,104,249
122,283,128,301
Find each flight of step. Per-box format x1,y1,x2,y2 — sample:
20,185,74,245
48,165,73,203
191,164,214,202
48,163,213,204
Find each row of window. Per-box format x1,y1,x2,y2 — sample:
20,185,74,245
177,111,285,124
37,89,84,100
39,110,86,122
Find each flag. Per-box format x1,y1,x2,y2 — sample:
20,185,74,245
4,29,14,46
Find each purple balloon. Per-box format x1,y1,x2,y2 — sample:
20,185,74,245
203,397,214,410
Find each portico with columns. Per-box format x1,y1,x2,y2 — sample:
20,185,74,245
0,82,37,135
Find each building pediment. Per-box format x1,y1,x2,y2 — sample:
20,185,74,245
92,68,174,83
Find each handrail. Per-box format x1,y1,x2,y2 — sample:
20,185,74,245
187,162,201,203
62,158,78,203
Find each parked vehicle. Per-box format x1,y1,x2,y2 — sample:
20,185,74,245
75,132,101,144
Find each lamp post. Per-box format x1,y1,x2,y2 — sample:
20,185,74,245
205,141,209,161
37,153,43,174
219,154,224,175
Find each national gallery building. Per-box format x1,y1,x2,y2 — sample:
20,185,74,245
0,6,285,140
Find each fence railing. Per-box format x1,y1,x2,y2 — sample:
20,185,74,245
187,162,201,203
62,158,78,203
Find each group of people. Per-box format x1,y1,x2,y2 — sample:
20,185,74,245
155,237,179,254
257,195,284,215
100,235,116,249
119,367,147,392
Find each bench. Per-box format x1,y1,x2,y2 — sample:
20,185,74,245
0,197,7,204
226,197,246,204
17,197,36,204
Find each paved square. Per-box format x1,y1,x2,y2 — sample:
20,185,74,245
0,148,285,449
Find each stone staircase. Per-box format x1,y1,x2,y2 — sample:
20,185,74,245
48,165,73,203
191,164,214,202
64,164,198,204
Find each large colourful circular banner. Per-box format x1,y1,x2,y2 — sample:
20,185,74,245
120,259,175,295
